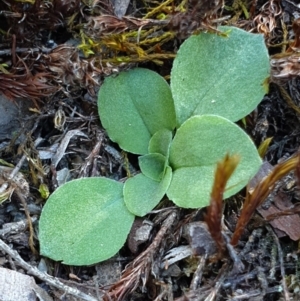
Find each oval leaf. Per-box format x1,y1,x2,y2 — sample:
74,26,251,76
171,26,270,126
168,166,214,208
148,129,173,157
167,115,261,208
98,68,176,154
139,153,166,181
39,178,134,266
124,166,172,216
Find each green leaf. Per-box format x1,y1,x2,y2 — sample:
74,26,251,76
148,129,173,157
124,166,172,216
171,26,270,126
167,166,214,208
167,115,261,208
39,178,134,266
139,153,166,181
98,68,176,155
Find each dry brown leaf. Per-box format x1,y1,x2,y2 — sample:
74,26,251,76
231,154,300,246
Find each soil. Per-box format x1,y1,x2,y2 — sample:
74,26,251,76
1,0,300,300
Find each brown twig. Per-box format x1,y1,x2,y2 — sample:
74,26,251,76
78,132,103,177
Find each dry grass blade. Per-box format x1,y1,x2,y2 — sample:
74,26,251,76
85,15,168,38
270,19,300,84
253,0,281,36
45,45,106,91
231,153,300,246
206,154,240,252
258,137,273,158
0,73,57,105
271,53,300,84
3,0,70,40
168,0,224,39
287,18,300,52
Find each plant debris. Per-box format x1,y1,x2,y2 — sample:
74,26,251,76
2,0,300,300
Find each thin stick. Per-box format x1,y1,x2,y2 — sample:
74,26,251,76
0,238,99,301
190,254,207,290
267,226,290,301
7,154,27,181
0,216,37,237
15,189,37,255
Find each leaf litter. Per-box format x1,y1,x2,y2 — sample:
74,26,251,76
1,0,300,300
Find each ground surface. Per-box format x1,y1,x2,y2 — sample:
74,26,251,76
1,0,300,300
